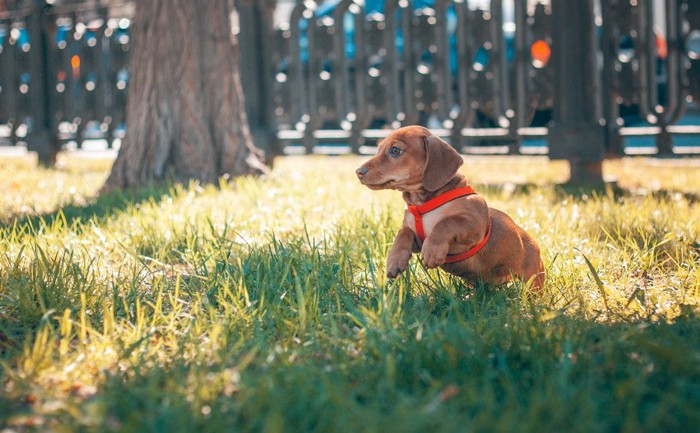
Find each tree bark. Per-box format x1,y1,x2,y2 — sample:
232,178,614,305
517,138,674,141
103,0,267,192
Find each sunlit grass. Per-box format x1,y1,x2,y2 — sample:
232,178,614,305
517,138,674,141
1,154,699,432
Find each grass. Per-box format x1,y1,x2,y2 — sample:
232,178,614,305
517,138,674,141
0,154,699,432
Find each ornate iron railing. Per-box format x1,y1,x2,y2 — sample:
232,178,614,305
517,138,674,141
0,0,131,159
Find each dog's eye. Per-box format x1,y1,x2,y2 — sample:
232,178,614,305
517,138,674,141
389,146,404,157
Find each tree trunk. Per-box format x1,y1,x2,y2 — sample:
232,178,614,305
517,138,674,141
103,0,267,192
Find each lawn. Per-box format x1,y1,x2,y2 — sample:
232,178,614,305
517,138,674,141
1,154,699,432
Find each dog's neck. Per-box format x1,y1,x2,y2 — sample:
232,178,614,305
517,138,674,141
401,174,468,206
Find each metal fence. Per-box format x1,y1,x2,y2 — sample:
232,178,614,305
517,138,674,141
2,0,700,162
0,0,131,160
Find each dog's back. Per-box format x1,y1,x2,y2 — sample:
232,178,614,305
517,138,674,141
442,208,544,289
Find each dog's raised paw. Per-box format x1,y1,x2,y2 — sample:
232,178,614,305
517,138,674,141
386,258,409,278
387,267,401,279
421,241,449,269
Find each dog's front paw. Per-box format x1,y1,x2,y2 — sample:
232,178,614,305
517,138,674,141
386,252,411,278
421,241,449,269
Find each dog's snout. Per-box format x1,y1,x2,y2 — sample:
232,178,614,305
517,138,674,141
356,166,368,178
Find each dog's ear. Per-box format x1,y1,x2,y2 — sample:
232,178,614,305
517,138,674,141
422,134,463,191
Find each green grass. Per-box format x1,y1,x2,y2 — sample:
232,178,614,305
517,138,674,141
1,154,699,432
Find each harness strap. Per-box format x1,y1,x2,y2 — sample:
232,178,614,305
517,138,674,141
442,217,491,263
407,186,491,264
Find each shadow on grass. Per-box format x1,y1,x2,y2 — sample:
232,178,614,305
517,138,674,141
477,181,620,199
4,280,699,432
478,181,700,204
0,182,180,354
0,182,178,230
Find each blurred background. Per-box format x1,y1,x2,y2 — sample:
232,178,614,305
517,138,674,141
1,0,699,160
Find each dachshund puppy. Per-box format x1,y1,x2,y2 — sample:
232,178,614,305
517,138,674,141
356,125,545,290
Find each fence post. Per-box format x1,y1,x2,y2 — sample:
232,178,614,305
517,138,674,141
237,0,281,161
26,0,58,165
547,0,605,184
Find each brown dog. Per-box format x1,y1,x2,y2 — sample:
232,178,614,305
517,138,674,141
356,125,545,290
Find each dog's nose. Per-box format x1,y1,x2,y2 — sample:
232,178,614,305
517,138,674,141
356,166,368,178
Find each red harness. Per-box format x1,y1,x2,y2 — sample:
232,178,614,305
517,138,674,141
407,186,492,264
